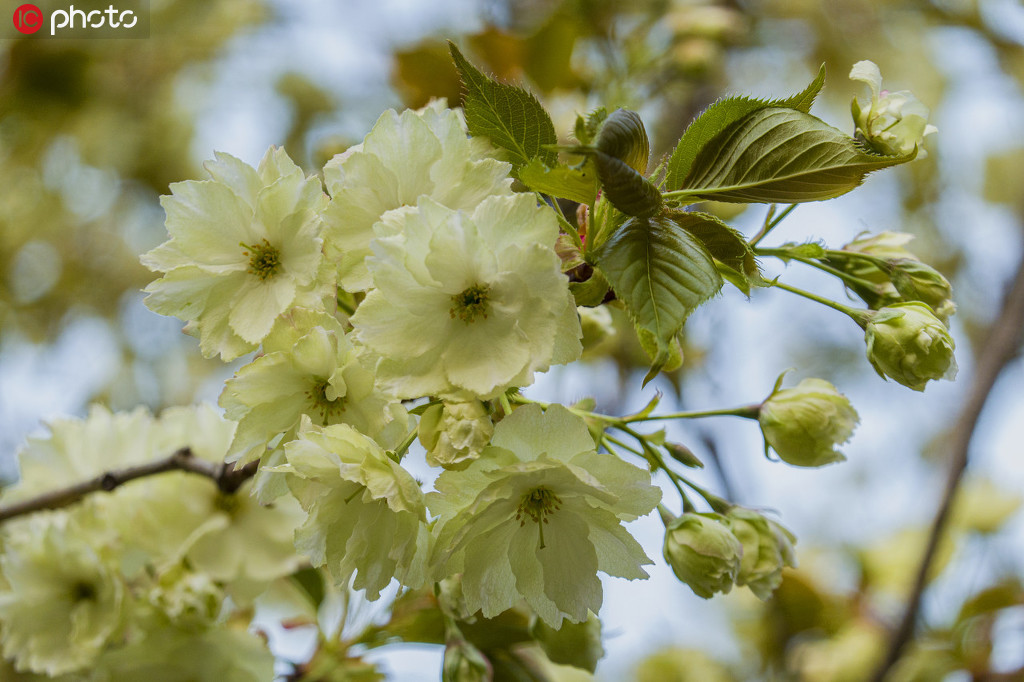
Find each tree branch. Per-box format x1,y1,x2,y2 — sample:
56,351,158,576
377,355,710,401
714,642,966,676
870,248,1024,681
0,448,260,524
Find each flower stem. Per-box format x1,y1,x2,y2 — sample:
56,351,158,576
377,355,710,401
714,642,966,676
612,431,693,508
623,405,760,423
660,189,701,201
603,433,644,457
389,427,419,462
749,204,797,246
543,194,584,251
509,393,621,427
771,280,873,327
680,477,732,514
336,293,357,316
758,248,889,294
499,392,514,418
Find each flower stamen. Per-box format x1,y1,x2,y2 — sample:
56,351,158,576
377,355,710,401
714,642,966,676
305,378,345,424
515,487,562,550
449,284,491,324
241,239,281,281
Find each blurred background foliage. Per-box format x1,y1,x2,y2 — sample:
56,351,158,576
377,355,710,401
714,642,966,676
2,0,1023,679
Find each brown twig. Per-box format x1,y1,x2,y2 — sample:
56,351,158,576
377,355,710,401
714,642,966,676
0,447,260,524
870,249,1024,681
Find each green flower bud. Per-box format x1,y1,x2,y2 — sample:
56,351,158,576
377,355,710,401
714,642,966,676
418,401,494,469
665,442,704,469
663,513,743,599
579,305,616,355
443,639,492,682
843,231,917,261
758,378,859,468
529,612,604,673
887,258,956,323
147,565,222,629
828,232,924,310
864,302,957,391
726,508,796,600
836,231,915,303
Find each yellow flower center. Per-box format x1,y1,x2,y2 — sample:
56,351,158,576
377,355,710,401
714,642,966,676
241,239,281,280
516,487,562,550
450,284,491,323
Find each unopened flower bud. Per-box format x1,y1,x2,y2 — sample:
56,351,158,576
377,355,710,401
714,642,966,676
418,401,494,469
443,638,492,682
665,442,704,469
864,302,957,391
887,258,955,323
843,231,917,260
850,60,936,157
759,378,858,468
148,566,221,628
529,612,604,673
663,513,743,599
578,305,616,354
726,508,796,600
830,233,954,317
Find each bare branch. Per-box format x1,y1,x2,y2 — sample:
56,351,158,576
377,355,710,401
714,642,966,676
0,448,260,524
870,249,1024,681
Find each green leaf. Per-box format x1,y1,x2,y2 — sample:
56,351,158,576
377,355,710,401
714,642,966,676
555,233,585,273
575,107,608,145
519,157,599,205
290,566,326,610
665,64,826,190
570,269,610,307
717,261,754,295
568,109,660,218
956,580,1024,625
635,326,684,375
777,241,828,260
596,109,650,175
784,63,827,113
628,393,663,421
667,210,759,291
408,399,443,416
587,194,629,253
448,41,557,170
677,107,915,203
590,151,663,217
366,588,447,646
593,214,722,384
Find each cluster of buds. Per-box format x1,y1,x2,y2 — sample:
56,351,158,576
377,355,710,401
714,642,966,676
825,231,958,391
829,231,956,323
662,508,796,600
442,638,492,682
